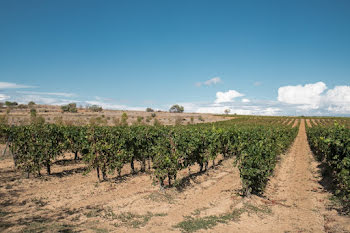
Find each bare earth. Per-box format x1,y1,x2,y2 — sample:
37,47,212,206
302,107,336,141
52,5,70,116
0,120,349,232
4,105,232,126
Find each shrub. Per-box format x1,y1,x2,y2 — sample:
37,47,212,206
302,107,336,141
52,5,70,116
30,108,37,118
121,113,128,126
18,104,28,109
137,116,144,124
89,116,107,126
88,105,103,112
61,103,77,113
153,118,162,126
5,101,18,107
146,107,154,112
169,104,184,113
28,101,36,107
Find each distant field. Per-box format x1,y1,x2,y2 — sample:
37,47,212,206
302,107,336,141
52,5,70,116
0,104,233,126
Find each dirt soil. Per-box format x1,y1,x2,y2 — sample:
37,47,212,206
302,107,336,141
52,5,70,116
4,105,232,126
0,120,349,233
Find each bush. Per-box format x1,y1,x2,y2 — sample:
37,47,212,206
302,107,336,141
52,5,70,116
151,113,156,118
30,108,37,118
89,116,107,126
175,117,182,126
88,105,103,112
5,101,18,107
18,104,28,109
137,116,144,124
121,113,128,126
169,104,184,113
153,118,162,126
61,103,77,113
146,107,154,112
28,101,36,107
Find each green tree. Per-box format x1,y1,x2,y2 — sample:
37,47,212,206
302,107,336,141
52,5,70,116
61,103,78,113
88,105,103,112
169,104,184,113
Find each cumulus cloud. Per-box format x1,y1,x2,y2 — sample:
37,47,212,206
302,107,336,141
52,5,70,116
0,82,34,89
277,82,327,109
324,86,350,114
215,90,244,103
196,77,222,87
277,82,350,115
242,98,250,103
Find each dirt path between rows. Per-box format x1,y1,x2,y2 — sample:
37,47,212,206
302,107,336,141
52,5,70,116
213,119,350,232
0,120,349,233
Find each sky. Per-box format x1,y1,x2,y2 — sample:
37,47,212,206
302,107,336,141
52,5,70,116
0,0,350,116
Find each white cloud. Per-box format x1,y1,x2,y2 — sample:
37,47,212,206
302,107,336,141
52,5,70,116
15,94,79,106
196,77,222,87
215,90,244,103
0,94,9,101
17,91,75,98
277,82,327,110
277,82,350,115
324,86,350,113
242,98,250,103
85,100,144,111
204,77,221,85
196,105,280,116
0,82,34,89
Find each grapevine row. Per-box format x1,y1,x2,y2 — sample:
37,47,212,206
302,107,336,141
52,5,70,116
306,122,350,208
1,119,298,195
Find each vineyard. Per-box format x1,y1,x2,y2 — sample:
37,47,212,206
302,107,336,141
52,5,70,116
307,122,350,210
1,115,350,232
1,117,298,195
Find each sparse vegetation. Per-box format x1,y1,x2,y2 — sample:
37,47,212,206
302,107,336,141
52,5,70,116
146,107,154,112
121,112,128,126
88,105,103,112
61,103,78,113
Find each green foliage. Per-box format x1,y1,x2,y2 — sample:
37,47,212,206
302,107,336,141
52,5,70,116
30,108,37,118
28,101,36,107
6,115,298,195
135,116,144,125
9,124,64,176
61,103,78,113
121,113,128,126
307,123,350,209
88,105,103,112
198,115,204,122
146,107,154,112
169,104,184,113
5,101,18,107
89,116,107,126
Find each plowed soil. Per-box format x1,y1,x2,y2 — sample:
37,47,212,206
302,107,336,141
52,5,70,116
0,120,349,233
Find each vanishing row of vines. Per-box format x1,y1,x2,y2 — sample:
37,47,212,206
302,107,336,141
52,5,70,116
307,122,350,208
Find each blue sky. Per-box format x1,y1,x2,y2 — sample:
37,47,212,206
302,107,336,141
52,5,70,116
1,0,350,115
